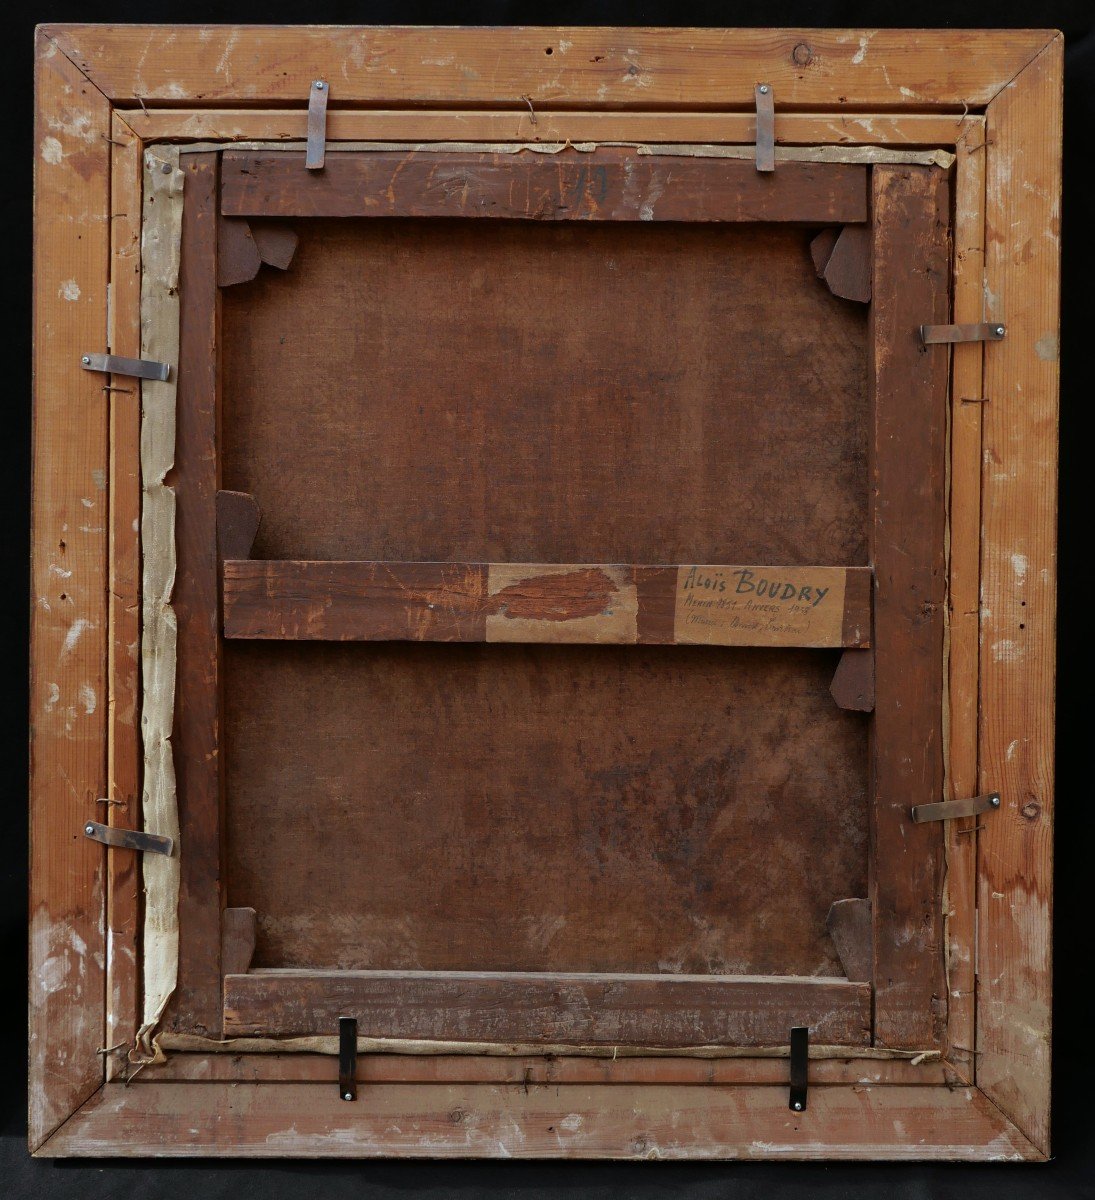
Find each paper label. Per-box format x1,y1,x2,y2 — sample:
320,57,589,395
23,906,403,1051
673,565,848,647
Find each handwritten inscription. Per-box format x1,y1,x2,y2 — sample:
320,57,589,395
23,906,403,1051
673,565,849,647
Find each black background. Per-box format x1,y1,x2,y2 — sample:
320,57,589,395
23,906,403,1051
3,3,1092,1197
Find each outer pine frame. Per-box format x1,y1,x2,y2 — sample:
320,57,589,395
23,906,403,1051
31,25,1061,1159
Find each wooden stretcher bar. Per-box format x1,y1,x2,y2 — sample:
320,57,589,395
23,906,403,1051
223,969,872,1046
220,149,868,222
222,560,872,647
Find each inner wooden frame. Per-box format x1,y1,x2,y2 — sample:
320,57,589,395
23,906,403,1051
31,25,1060,1161
162,145,946,1055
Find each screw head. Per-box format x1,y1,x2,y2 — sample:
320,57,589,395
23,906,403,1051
314,81,326,89
161,162,172,174
85,824,95,835
81,355,91,365
995,325,1005,336
342,1091,354,1101
792,1101,804,1111
990,794,1001,807
758,84,770,94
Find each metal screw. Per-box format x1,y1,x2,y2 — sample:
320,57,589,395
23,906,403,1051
314,81,326,89
990,794,1001,807
995,326,1005,336
85,824,95,835
758,84,770,94
792,1101,803,1111
81,355,91,365
161,163,171,174
342,1091,353,1101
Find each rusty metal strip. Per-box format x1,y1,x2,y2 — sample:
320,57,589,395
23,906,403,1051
305,80,328,169
80,352,172,382
920,322,1006,344
754,84,775,172
911,793,1001,824
84,820,174,857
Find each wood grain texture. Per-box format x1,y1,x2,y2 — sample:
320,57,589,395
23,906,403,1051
216,491,261,562
830,649,875,712
224,970,871,1046
167,154,224,1037
251,222,299,270
126,108,985,148
222,560,871,648
104,111,143,1080
222,908,258,977
29,32,111,1150
978,34,1062,1156
826,898,873,983
869,165,951,1048
943,118,989,1085
820,226,872,303
40,1080,1042,1160
138,1050,950,1087
221,150,868,224
216,215,262,287
226,643,868,979
45,25,1054,108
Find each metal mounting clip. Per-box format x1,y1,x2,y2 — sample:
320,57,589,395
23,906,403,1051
83,820,174,856
789,1026,808,1112
910,793,1001,824
339,1016,357,1101
306,80,329,171
919,323,1006,344
81,353,172,382
755,83,775,173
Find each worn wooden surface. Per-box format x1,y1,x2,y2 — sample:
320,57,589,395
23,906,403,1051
129,108,986,148
868,165,950,1048
222,560,871,648
105,110,143,1080
225,970,871,1045
216,215,262,287
222,908,258,977
166,154,224,1037
817,225,872,303
140,1049,949,1087
222,150,867,223
978,34,1062,1155
826,898,873,984
31,23,1059,1162
943,119,990,1086
829,649,875,712
251,223,299,270
29,31,111,1150
45,25,1055,109
216,491,261,563
42,1080,1042,1160
226,642,867,977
